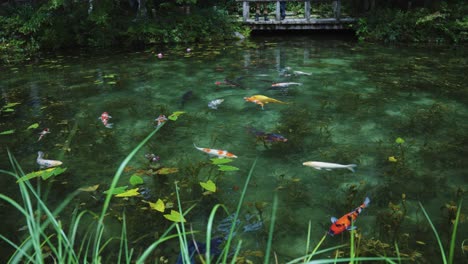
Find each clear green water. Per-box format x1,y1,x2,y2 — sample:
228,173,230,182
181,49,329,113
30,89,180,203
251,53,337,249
0,36,467,262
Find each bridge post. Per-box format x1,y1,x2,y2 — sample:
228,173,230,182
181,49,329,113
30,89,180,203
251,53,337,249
332,0,341,20
275,1,280,21
305,0,310,21
242,1,249,22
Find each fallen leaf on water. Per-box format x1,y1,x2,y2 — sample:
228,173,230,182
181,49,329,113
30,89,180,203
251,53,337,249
148,199,165,212
156,167,179,175
217,165,239,171
163,210,186,222
210,158,233,165
200,180,216,192
0,130,15,135
27,123,39,130
168,111,186,121
115,188,140,197
78,184,100,192
103,186,128,195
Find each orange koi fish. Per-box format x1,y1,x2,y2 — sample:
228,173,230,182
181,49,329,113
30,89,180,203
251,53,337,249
328,197,370,236
243,95,288,110
193,144,237,159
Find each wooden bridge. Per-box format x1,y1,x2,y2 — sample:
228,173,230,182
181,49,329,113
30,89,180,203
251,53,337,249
236,0,356,30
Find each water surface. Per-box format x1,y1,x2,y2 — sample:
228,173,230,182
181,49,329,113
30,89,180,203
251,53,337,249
0,36,467,262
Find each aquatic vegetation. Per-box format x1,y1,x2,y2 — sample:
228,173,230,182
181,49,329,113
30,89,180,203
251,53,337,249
377,193,407,242
200,180,217,193
16,166,67,182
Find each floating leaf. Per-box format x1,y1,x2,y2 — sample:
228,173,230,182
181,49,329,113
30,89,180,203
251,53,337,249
200,180,216,192
129,174,144,186
210,158,233,165
16,167,67,183
42,167,67,180
3,102,20,108
156,167,179,175
27,123,39,130
103,186,128,195
2,108,14,112
388,156,398,162
0,130,15,135
163,210,186,222
168,111,185,121
148,199,165,212
217,165,239,171
79,184,100,192
395,137,405,144
115,188,140,197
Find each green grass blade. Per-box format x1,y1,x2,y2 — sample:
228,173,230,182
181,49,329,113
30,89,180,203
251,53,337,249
221,157,258,263
205,204,229,264
264,194,278,264
418,201,447,264
448,199,463,264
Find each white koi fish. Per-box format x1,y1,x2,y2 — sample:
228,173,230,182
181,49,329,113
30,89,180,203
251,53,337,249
208,99,224,110
302,161,357,172
37,151,63,169
271,82,302,87
293,70,312,76
194,144,237,159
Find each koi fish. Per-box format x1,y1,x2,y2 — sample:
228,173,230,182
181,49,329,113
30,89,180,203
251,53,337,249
271,82,302,87
293,70,312,76
248,127,288,143
329,197,370,236
208,99,224,109
155,115,168,126
98,112,113,128
302,161,357,173
36,151,63,169
243,95,288,110
37,128,50,142
193,144,237,159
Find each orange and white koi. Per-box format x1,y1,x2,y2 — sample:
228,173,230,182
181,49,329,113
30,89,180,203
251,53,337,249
37,128,50,142
98,112,113,128
155,114,168,126
243,95,288,110
193,144,237,159
37,151,63,169
328,197,370,236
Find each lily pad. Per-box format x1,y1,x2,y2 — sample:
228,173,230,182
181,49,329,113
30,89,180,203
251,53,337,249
115,188,140,197
148,199,165,212
217,165,239,171
0,130,15,135
163,210,186,222
210,158,233,165
168,111,185,121
103,185,128,195
200,180,216,192
156,167,179,175
129,174,144,186
27,123,40,130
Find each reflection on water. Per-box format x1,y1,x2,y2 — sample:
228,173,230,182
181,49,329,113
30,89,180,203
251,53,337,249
0,37,467,262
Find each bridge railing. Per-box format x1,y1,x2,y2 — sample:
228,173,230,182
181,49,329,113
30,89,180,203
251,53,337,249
235,0,342,22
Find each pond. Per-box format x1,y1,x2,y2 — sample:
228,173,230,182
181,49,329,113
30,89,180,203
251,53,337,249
0,35,467,262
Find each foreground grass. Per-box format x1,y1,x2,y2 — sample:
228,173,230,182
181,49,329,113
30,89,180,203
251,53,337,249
0,124,463,263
